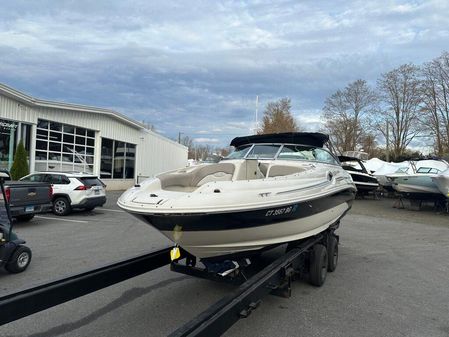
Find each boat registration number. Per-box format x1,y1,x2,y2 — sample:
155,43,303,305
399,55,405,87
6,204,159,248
265,205,296,217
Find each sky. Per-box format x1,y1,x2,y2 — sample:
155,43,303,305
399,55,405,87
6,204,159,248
1,0,449,148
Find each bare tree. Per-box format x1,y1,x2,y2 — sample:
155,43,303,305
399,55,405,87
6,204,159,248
420,52,449,156
322,79,377,153
180,136,196,159
359,133,378,158
258,98,298,134
377,64,422,160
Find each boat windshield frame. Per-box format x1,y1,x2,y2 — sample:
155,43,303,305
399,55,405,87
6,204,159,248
224,143,340,165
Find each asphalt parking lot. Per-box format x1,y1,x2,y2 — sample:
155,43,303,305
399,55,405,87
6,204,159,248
0,193,449,337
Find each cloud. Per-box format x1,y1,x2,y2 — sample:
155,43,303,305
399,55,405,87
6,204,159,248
193,138,220,144
0,0,448,147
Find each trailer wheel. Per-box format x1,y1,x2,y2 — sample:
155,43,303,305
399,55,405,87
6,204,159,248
6,246,32,273
309,244,327,287
327,236,338,272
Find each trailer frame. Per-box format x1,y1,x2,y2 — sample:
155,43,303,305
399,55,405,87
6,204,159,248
0,225,339,336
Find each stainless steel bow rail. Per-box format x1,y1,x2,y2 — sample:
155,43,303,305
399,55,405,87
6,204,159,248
0,229,336,336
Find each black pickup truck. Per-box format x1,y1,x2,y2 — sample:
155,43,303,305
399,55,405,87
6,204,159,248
1,170,53,221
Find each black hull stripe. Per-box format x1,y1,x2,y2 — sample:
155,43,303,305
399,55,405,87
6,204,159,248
136,189,355,232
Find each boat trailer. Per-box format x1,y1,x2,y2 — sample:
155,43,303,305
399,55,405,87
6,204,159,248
0,226,339,336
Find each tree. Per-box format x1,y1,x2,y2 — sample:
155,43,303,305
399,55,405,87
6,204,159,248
376,64,422,160
322,79,377,152
180,136,195,159
258,98,298,134
359,133,378,158
10,141,29,180
420,52,449,156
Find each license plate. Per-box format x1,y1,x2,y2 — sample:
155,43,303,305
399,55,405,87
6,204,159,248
95,190,100,195
25,206,34,212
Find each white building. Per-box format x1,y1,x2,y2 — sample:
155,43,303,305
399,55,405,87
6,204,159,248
0,83,188,190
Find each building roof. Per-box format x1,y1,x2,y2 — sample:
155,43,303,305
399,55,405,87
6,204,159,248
0,83,144,129
230,132,330,148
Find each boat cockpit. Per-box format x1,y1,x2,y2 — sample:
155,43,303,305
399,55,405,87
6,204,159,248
158,143,340,193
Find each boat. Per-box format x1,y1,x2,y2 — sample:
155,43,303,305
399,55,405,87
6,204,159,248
432,168,449,198
371,161,410,192
387,160,449,200
118,132,356,260
338,156,379,195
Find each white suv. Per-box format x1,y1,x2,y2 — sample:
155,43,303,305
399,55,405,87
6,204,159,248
20,172,106,216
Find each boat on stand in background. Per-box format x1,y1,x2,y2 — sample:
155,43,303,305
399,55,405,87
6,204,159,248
338,155,379,196
118,132,356,265
432,168,449,199
387,159,449,201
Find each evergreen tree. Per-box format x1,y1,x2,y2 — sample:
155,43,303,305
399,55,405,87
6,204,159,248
10,141,29,180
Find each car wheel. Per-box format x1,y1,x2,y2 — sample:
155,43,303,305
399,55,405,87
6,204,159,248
53,197,72,216
6,246,32,273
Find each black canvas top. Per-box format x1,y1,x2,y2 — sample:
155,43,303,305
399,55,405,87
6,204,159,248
338,155,362,163
230,132,329,148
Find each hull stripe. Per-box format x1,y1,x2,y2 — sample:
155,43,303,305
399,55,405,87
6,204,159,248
136,189,355,232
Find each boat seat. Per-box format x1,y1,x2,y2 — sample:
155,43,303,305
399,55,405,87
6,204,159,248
258,163,269,177
160,163,235,191
193,164,235,186
163,185,198,192
267,165,305,177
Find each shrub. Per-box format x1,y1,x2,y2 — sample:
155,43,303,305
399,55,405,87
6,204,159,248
10,141,29,180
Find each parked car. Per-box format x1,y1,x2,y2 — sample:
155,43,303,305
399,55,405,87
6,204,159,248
20,172,106,216
0,169,53,221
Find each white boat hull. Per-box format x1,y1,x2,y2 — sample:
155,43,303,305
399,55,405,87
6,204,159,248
158,202,350,258
432,174,449,198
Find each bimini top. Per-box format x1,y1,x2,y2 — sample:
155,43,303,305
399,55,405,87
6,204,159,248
230,132,329,148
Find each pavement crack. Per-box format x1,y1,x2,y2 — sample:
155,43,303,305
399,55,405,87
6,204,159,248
22,275,188,337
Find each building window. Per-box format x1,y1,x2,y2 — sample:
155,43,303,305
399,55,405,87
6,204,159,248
0,119,18,170
113,141,125,179
35,119,95,173
100,138,135,179
0,119,32,171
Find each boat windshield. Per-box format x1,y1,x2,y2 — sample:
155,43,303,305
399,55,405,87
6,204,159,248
246,145,281,159
416,167,441,174
277,145,339,164
225,145,252,159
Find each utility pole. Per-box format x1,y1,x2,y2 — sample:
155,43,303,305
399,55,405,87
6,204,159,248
178,132,183,144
